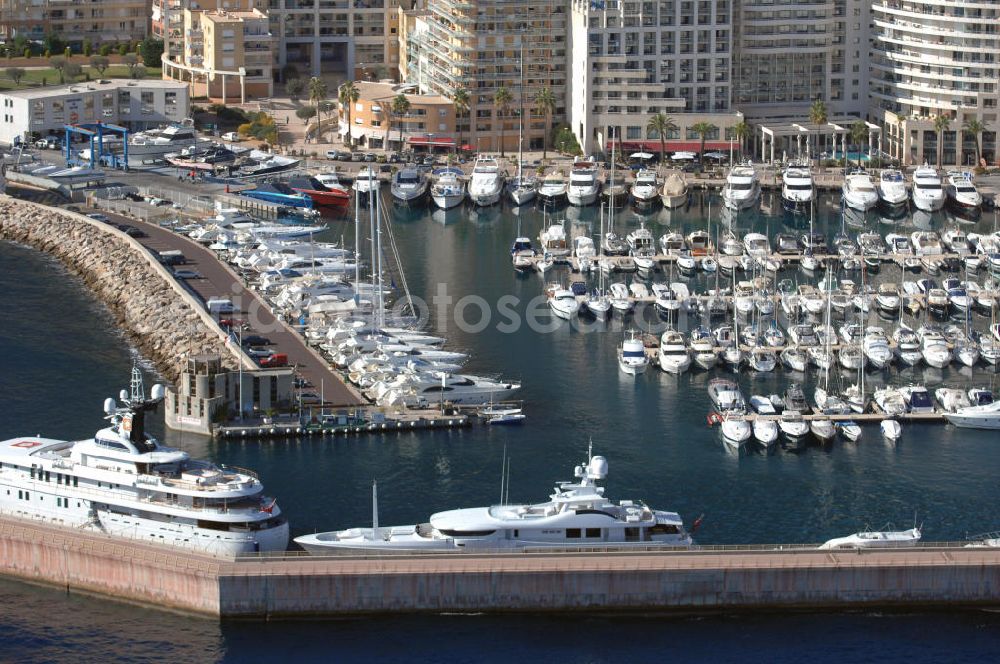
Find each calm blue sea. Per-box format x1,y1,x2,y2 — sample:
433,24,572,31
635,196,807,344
1,190,999,661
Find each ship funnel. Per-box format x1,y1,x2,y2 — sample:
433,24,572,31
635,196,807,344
104,398,117,414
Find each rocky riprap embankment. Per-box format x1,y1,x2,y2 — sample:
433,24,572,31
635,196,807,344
0,197,237,382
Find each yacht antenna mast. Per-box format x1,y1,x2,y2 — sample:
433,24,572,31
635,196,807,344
371,480,379,541
129,362,144,405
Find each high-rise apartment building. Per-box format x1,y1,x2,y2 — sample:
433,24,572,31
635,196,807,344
160,0,275,101
568,0,741,156
405,0,568,153
870,0,999,166
733,0,870,121
1,0,149,48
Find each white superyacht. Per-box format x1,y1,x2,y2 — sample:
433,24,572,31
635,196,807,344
295,448,693,553
0,367,289,555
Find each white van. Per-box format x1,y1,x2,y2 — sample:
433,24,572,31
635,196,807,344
206,298,235,315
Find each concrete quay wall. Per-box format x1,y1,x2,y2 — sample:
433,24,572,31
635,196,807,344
1,515,998,618
0,195,242,381
217,548,1000,618
0,517,221,615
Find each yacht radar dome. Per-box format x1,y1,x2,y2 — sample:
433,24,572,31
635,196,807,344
103,398,116,414
588,455,608,480
150,384,165,401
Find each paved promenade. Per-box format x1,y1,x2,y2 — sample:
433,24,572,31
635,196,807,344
95,207,364,406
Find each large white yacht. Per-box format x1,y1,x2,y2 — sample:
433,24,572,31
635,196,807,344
877,169,909,211
945,171,982,212
722,163,760,210
468,155,504,206
431,167,466,209
0,367,289,555
128,124,212,161
780,165,814,213
842,170,879,211
567,159,601,206
911,166,946,212
295,448,693,553
631,169,660,206
537,171,568,204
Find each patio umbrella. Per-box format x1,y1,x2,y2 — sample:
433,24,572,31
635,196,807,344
630,152,654,160
702,151,725,161
671,151,696,160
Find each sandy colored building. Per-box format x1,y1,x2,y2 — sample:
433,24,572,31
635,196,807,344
0,0,149,48
340,80,456,151
161,0,274,102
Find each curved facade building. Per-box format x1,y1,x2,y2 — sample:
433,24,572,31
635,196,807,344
871,0,999,166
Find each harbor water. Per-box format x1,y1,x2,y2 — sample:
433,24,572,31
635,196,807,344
2,189,1000,660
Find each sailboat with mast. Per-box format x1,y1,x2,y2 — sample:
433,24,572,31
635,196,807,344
584,202,612,319
506,46,537,206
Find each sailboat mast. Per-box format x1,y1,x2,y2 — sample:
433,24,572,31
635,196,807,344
371,480,379,541
517,42,524,183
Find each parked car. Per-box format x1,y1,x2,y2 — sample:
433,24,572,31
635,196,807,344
172,269,202,280
85,213,109,222
259,353,288,368
351,152,366,162
242,335,272,347
422,155,436,166
379,164,392,173
388,152,402,163
115,224,146,238
364,153,377,162
326,149,351,160
221,131,242,142
34,137,60,150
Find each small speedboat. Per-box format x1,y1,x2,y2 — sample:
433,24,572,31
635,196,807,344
618,331,649,375
838,421,862,442
819,525,920,549
881,419,902,441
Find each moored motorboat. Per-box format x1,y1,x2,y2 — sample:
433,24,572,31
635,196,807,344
819,526,921,550
660,172,689,208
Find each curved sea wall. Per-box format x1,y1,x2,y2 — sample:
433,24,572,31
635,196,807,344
0,196,239,382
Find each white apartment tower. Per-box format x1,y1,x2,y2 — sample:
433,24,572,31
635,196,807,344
569,0,741,156
870,0,999,166
733,0,871,121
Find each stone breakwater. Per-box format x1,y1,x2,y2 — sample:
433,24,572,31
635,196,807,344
0,196,238,381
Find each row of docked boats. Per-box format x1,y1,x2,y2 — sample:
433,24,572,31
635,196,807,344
727,162,984,216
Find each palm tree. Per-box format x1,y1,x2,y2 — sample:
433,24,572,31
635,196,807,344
451,86,470,154
963,117,984,167
494,86,513,157
338,81,360,149
646,113,678,162
732,120,749,159
933,114,951,169
691,122,717,165
391,92,411,151
533,87,557,160
849,120,868,169
809,99,828,162
307,76,327,142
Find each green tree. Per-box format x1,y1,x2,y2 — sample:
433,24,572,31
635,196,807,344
553,125,582,156
139,38,164,68
691,121,717,164
131,65,147,80
5,67,25,86
963,117,984,167
23,48,31,59
338,81,360,148
63,46,71,59
12,35,29,56
285,78,304,100
308,76,327,121
647,113,678,162
809,99,828,162
50,55,67,84
933,114,951,169
451,86,470,154
533,87,557,160
493,86,512,157
122,53,139,77
99,44,112,57
89,55,109,77
849,121,868,169
43,31,64,55
390,92,411,149
64,62,82,82
296,106,317,123
733,120,749,159
117,44,127,57
281,63,299,82
83,42,92,57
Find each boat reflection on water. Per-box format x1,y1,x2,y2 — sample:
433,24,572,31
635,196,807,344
432,207,464,225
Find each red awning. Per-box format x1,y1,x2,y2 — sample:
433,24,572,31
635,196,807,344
409,136,456,147
609,140,734,154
